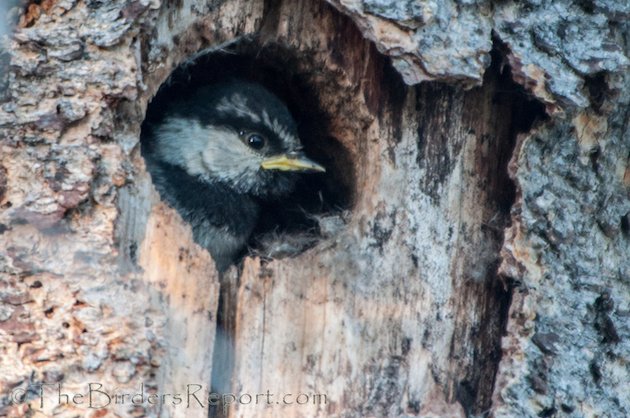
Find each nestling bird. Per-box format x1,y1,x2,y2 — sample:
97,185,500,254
141,80,325,272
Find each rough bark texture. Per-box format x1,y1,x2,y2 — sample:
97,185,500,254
0,1,628,418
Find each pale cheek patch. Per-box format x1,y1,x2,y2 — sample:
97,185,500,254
154,118,209,176
201,126,263,189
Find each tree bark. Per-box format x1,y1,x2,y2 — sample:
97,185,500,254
0,1,628,418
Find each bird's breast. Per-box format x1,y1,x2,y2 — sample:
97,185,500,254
145,158,261,270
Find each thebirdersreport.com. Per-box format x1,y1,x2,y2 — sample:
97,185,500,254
11,382,328,414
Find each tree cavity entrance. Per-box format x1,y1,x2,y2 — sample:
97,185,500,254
140,40,354,269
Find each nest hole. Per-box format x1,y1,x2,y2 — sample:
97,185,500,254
141,40,354,265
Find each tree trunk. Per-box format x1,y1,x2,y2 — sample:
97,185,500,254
0,1,628,418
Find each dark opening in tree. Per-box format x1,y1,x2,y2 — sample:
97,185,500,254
140,40,354,271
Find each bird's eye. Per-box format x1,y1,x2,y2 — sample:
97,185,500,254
247,134,266,150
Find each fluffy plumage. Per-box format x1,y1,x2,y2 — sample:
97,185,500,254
142,81,323,271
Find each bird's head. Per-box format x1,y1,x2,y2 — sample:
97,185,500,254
151,81,325,197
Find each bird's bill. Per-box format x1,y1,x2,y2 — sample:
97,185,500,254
261,154,326,173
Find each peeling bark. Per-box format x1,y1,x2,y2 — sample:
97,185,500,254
0,1,628,418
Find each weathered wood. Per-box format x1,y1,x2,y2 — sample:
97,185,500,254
0,0,628,418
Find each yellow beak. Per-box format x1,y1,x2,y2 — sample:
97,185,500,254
261,154,326,173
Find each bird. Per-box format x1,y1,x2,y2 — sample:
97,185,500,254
141,80,325,272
